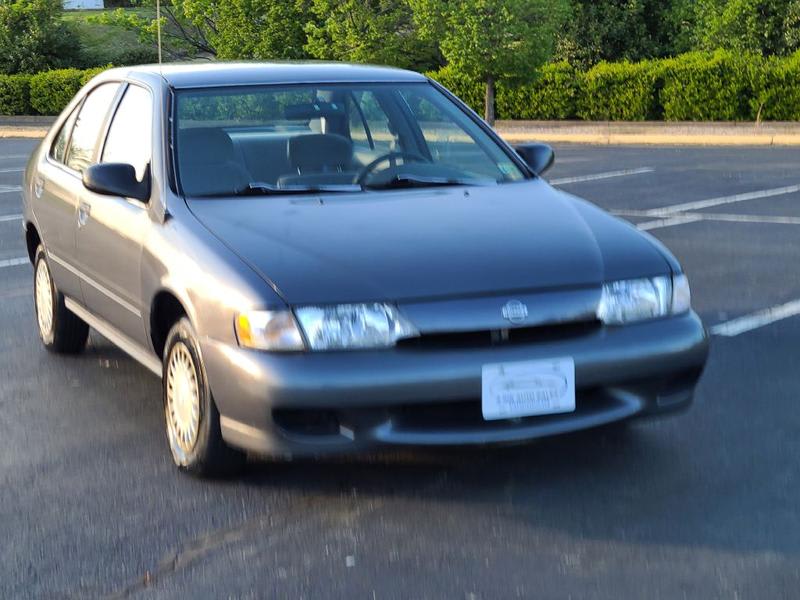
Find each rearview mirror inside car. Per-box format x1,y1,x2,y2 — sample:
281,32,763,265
83,163,150,202
514,143,555,176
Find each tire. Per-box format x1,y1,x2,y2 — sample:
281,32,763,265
163,317,245,477
34,244,89,354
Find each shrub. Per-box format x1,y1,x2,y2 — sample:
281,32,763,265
660,50,760,121
752,52,800,121
0,74,32,115
29,68,86,115
497,62,579,120
0,0,83,74
578,60,662,120
425,65,484,115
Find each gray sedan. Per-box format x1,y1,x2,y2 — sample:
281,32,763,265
22,62,708,476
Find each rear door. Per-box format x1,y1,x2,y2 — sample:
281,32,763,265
35,83,119,300
74,83,153,346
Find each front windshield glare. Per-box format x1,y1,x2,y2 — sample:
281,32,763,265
174,82,526,197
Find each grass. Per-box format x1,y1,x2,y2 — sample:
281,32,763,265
60,8,158,67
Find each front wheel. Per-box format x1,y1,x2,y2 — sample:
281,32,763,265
33,245,89,353
163,317,245,477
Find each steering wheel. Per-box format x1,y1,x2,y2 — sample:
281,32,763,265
355,151,431,185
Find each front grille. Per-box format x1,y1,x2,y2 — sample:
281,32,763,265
396,319,602,350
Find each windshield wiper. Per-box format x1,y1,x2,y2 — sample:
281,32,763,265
235,182,362,196
362,175,495,191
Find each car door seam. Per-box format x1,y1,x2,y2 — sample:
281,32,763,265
48,251,142,317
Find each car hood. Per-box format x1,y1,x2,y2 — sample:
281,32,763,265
187,179,671,305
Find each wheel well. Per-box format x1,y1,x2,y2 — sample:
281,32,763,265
25,223,41,264
150,292,187,359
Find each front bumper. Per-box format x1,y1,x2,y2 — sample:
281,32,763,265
202,312,709,456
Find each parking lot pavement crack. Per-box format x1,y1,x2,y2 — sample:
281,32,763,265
104,496,330,599
102,453,488,598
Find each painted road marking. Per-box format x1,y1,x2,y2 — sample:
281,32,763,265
711,299,800,337
637,215,704,231
550,167,655,186
0,186,21,193
646,184,800,216
0,167,24,174
0,256,28,269
615,209,800,230
0,154,29,160
0,213,22,223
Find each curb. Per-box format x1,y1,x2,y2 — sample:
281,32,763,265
0,128,49,139
495,120,800,146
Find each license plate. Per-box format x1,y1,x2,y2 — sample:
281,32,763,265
481,357,576,421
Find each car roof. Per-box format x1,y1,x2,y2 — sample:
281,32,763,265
105,61,427,89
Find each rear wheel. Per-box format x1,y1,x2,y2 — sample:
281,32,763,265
163,317,245,476
34,245,89,353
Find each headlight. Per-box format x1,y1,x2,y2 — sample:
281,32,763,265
295,303,418,350
597,274,691,325
235,310,305,351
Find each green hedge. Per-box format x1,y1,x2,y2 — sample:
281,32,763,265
0,74,32,115
660,51,759,121
578,60,663,121
29,68,88,116
428,50,800,122
3,54,800,120
498,62,580,120
753,52,800,121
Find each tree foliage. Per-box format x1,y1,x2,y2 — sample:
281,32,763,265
304,0,438,71
0,0,82,74
95,0,311,60
411,0,569,124
694,0,800,56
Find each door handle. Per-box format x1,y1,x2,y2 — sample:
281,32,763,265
77,201,91,227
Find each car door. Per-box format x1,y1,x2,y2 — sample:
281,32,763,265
74,83,154,347
35,83,119,301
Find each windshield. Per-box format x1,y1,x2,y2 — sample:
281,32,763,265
174,82,526,197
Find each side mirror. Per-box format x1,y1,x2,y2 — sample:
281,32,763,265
83,163,150,202
514,143,555,176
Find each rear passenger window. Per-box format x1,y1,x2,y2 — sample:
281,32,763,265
50,106,79,164
66,83,120,173
102,85,152,181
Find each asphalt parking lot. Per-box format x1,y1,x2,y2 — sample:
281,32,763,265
2,138,800,598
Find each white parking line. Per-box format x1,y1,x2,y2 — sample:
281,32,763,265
637,215,704,231
0,154,28,160
0,186,21,193
0,167,23,174
711,299,800,337
0,257,28,269
0,213,22,223
550,167,655,186
646,184,800,216
617,210,800,230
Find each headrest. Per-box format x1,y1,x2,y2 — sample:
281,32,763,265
287,134,353,172
179,128,235,164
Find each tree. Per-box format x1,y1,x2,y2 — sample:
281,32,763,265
96,0,312,61
0,0,82,74
554,0,693,67
694,0,800,56
411,0,569,125
304,0,439,71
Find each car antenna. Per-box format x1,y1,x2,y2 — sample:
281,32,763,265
156,0,163,71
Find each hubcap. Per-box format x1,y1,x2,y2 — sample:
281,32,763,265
165,342,201,460
35,258,53,338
